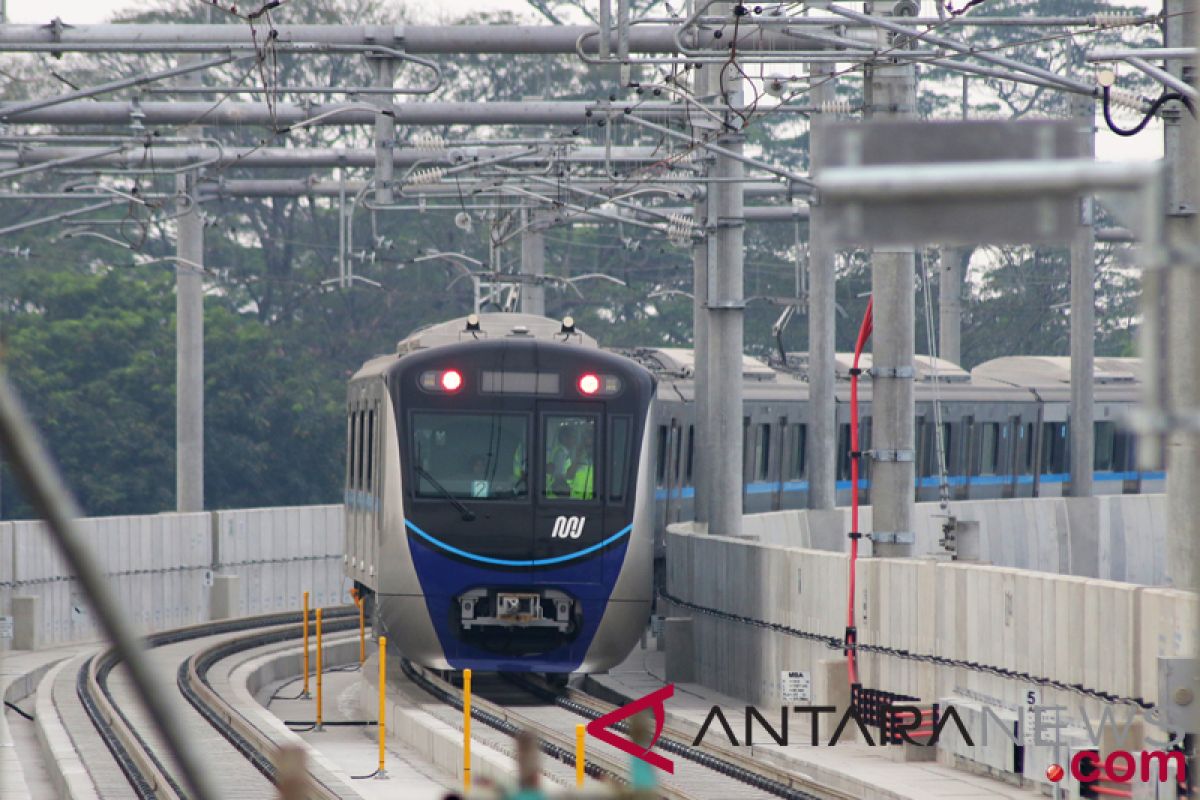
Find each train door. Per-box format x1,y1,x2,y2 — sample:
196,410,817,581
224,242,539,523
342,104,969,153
535,402,605,584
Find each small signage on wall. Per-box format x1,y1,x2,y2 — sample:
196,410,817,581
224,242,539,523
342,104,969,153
781,670,811,702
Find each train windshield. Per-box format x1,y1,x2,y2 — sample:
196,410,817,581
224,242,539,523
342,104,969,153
411,412,528,500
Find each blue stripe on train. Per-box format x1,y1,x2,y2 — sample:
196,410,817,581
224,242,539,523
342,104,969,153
652,471,1167,501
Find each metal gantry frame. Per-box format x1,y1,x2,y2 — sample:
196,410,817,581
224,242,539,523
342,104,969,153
0,4,1195,789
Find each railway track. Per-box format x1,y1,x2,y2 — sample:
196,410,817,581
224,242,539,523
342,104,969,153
76,609,357,800
70,610,856,800
403,661,855,800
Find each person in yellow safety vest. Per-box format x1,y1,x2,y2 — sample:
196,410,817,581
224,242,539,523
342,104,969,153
568,460,594,500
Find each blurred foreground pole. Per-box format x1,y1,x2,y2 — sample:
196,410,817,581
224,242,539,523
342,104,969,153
1166,0,1200,597
0,370,219,800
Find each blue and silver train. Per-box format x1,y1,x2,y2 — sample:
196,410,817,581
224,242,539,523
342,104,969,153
345,314,656,673
346,313,1155,673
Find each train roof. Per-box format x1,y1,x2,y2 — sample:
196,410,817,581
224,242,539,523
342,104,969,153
396,313,597,354
971,356,1139,387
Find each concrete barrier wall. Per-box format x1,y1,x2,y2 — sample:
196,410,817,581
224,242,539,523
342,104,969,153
664,525,1195,728
738,493,1169,585
0,505,348,650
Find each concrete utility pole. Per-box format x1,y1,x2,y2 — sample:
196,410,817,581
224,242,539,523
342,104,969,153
520,209,547,316
867,45,917,557
691,58,714,527
1068,94,1096,498
706,7,746,538
938,248,965,366
1165,0,1200,592
175,61,204,513
807,62,838,512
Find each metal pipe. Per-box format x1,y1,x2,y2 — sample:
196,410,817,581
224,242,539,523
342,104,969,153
0,199,121,236
620,113,815,188
1125,56,1200,101
0,100,734,126
691,58,714,527
0,53,238,120
938,247,966,366
827,4,1097,96
0,370,221,800
0,144,128,181
374,56,396,206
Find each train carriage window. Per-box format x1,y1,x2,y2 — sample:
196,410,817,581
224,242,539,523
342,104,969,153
1041,422,1069,474
837,424,851,481
356,410,365,490
544,415,598,501
1023,423,1037,474
788,423,806,480
686,425,696,484
979,423,1000,476
1112,429,1134,472
1094,421,1116,472
608,417,631,502
662,424,672,489
755,423,772,481
411,412,528,500
366,410,375,491
345,412,354,491
672,423,683,483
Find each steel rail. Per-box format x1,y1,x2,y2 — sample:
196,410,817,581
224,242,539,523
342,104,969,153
77,610,356,800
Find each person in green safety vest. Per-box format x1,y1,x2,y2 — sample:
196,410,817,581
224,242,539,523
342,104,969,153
568,459,594,500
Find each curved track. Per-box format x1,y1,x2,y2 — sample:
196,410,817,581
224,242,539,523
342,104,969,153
77,609,356,800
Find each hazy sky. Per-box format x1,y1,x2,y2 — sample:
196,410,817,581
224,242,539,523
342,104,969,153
4,0,1163,160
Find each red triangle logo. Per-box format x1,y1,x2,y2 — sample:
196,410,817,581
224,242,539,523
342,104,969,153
585,684,675,774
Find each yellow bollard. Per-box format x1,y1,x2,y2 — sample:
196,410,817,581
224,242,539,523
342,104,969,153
463,669,472,791
302,591,310,698
377,636,387,778
576,723,586,787
315,608,324,732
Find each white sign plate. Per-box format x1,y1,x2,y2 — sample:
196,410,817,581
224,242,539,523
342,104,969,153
781,670,811,702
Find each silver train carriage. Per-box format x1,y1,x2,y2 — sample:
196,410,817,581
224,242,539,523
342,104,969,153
344,314,657,673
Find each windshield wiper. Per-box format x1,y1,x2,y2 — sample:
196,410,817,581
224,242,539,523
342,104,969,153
414,465,476,521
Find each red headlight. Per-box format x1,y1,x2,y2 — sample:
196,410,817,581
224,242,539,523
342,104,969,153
440,369,463,392
578,373,600,395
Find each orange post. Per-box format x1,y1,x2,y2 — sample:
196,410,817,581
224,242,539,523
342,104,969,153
302,591,310,698
576,723,585,787
356,593,365,664
315,607,324,732
377,636,387,779
463,669,472,791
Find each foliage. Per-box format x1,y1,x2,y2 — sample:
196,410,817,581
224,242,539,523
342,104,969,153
0,0,1155,516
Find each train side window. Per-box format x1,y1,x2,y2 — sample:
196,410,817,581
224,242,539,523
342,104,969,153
672,424,683,483
1112,429,1133,472
366,409,375,492
1094,421,1116,471
662,424,672,489
1041,422,1068,474
837,424,851,481
608,416,631,503
755,423,771,481
685,425,695,484
345,412,355,492
789,423,806,480
979,422,999,475
1024,422,1037,474
356,410,365,490
742,417,752,483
